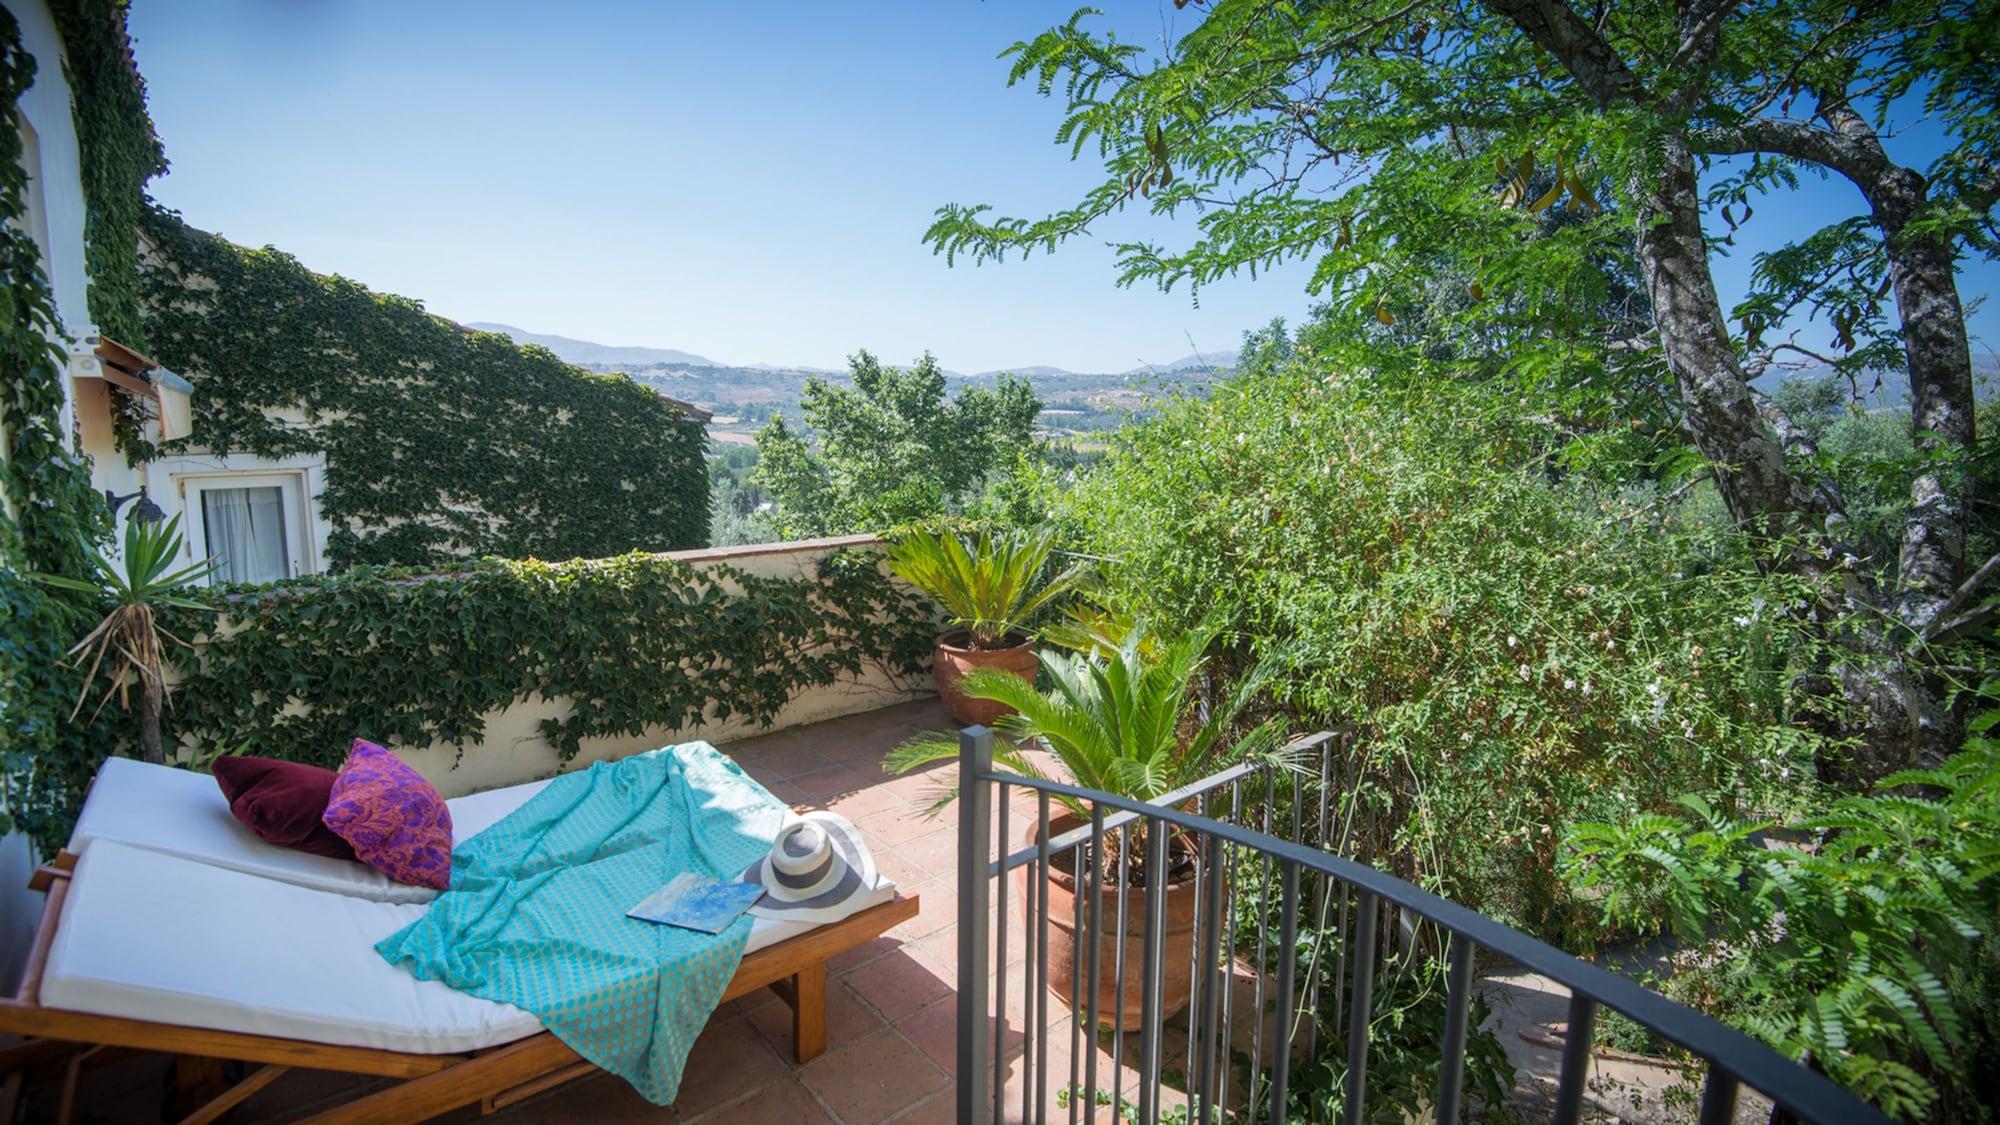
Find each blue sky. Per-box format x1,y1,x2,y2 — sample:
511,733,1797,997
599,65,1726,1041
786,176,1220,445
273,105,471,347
128,1,1995,376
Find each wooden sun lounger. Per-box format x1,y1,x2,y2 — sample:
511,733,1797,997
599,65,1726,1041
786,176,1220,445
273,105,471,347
0,855,918,1123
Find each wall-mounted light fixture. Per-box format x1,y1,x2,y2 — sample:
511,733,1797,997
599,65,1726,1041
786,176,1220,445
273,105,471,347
104,487,165,524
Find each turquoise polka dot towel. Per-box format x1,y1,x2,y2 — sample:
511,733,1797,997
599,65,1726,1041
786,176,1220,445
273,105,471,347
375,743,786,1105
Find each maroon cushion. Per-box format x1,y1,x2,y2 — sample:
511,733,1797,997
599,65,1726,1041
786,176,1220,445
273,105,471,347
212,756,359,861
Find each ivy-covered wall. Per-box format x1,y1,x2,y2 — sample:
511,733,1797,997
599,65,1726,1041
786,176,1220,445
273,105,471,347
138,210,711,567
156,545,936,785
2,3,122,854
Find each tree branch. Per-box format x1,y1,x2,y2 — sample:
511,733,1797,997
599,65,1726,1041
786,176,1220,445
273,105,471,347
1920,549,2000,640
1478,0,1645,108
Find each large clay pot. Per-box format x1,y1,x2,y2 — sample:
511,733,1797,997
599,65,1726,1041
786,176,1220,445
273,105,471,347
933,629,1037,727
1013,813,1201,1025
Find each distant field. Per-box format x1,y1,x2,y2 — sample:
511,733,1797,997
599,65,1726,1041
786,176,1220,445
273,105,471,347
708,429,759,446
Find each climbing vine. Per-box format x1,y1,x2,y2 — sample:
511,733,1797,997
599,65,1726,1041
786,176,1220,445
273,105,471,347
138,210,712,567
1,6,118,853
46,0,163,458
157,549,936,768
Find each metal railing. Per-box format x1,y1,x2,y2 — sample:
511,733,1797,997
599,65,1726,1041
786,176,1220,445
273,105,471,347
952,726,1890,1124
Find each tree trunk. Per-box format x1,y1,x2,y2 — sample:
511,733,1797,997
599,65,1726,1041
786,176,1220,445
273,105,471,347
1631,133,1825,536
1631,131,1946,781
138,674,164,764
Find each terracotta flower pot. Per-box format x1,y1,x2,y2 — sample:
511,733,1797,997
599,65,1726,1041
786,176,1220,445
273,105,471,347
1013,812,1201,1025
932,629,1037,727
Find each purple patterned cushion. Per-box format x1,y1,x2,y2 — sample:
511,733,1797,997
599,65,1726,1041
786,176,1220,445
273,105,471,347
322,739,454,890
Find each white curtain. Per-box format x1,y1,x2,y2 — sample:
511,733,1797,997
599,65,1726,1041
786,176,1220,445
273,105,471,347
203,486,290,584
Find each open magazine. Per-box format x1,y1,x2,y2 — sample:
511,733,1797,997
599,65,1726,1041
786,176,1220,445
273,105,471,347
627,873,764,934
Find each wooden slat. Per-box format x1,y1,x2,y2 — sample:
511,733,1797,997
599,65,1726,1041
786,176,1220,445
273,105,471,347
481,1059,598,1114
178,1063,288,1125
16,875,70,1006
300,1031,582,1124
0,1003,462,1080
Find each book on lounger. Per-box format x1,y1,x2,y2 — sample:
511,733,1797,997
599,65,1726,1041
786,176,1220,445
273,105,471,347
626,873,765,934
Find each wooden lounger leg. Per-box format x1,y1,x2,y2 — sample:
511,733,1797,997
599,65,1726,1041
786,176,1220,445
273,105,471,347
792,964,827,1064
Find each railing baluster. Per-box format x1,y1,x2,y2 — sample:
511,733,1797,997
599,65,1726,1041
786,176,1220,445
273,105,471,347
1248,771,1275,1124
1342,888,1378,1125
1552,992,1598,1125
958,729,994,1125
1699,1062,1739,1125
1070,835,1083,1125
1218,779,1240,1117
1268,860,1300,1122
1186,791,1207,1104
1137,815,1167,1124
1084,803,1104,1125
1111,823,1129,1112
1037,792,1052,1125
1196,830,1224,1125
994,779,1010,1125
1433,934,1476,1123
1023,809,1038,1125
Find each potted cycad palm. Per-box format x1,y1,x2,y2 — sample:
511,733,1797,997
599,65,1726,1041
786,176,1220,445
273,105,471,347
886,619,1286,1022
886,525,1083,726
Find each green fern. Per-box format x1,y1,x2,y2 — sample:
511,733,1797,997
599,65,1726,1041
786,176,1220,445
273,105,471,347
1563,727,2000,1120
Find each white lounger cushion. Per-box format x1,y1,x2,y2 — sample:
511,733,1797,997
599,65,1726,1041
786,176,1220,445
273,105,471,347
68,757,553,904
46,841,897,1054
46,840,544,1053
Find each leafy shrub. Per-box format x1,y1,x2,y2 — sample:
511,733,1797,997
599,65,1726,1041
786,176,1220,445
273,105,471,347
754,350,1040,536
1565,730,2000,1120
1051,359,1832,942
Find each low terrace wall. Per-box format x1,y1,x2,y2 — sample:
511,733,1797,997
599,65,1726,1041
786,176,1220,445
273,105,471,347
164,534,937,797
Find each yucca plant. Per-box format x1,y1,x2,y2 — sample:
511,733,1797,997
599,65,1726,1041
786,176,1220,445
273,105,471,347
886,618,1290,819
886,525,1084,650
32,514,219,764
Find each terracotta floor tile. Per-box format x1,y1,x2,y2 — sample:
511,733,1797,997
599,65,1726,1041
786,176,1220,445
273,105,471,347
873,846,935,890
670,1015,789,1118
801,1028,950,1123
887,1090,960,1124
828,932,905,976
890,829,961,872
828,783,911,822
685,1076,834,1124
859,807,952,847
746,744,835,781
749,977,885,1060
791,765,873,803
844,948,955,1022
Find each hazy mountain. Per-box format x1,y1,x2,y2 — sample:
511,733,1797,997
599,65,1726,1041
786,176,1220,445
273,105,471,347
1125,349,1240,375
978,365,1079,379
465,323,721,368
467,322,1243,380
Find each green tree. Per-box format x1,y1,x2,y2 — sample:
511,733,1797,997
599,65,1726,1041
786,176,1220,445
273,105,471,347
752,350,1040,536
926,0,1999,782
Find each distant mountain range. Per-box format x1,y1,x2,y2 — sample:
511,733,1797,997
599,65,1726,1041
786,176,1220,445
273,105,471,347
464,323,721,369
468,322,1237,379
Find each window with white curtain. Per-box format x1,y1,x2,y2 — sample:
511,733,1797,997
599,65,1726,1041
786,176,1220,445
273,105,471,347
202,485,292,585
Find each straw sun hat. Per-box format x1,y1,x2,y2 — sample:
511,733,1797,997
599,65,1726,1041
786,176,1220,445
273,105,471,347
740,811,879,924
